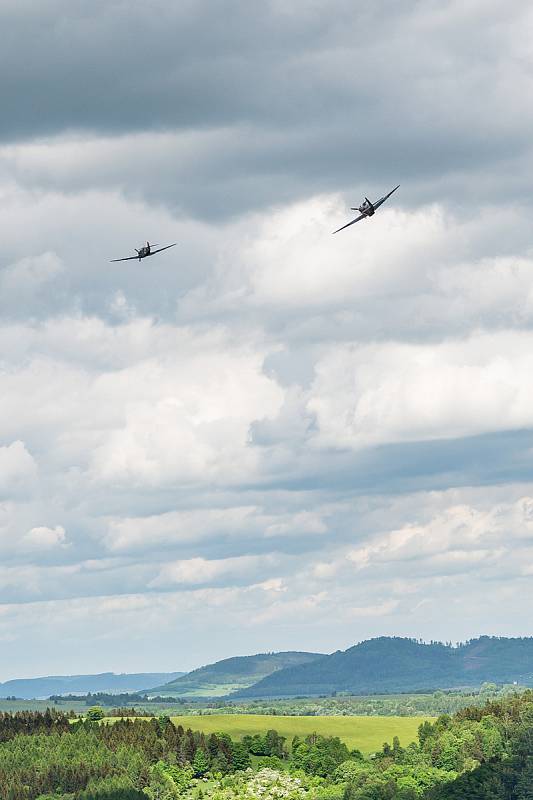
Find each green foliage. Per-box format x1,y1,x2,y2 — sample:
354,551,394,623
334,760,372,784
242,729,286,757
311,783,345,800
0,727,120,799
87,706,106,721
36,795,71,800
230,741,252,771
78,774,146,798
516,758,533,799
145,761,194,798
145,761,181,799
3,691,533,800
255,755,286,770
192,747,210,776
0,708,71,742
291,735,351,777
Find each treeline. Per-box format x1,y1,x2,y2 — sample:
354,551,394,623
0,708,71,742
49,685,517,719
194,685,516,718
49,692,186,707
209,685,513,719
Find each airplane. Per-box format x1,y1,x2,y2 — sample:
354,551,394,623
110,241,177,263
333,185,400,234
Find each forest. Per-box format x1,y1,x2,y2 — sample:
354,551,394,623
234,637,533,698
0,690,532,799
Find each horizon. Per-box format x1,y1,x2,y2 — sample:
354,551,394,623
1,1,533,680
1,633,529,684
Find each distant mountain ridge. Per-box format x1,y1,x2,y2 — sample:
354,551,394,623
6,636,533,701
0,672,184,700
232,636,533,698
149,651,324,697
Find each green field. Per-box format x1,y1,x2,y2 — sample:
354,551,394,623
0,699,89,714
168,714,432,755
158,684,242,698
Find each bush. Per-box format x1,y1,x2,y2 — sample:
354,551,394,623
86,706,105,722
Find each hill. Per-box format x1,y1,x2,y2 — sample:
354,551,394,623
0,672,184,700
233,636,533,698
149,651,323,697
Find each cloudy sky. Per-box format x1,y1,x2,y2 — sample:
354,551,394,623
1,0,533,680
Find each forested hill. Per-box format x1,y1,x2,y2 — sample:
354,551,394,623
0,672,184,700
233,637,533,697
150,651,324,696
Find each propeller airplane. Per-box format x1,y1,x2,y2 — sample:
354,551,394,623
110,241,177,263
333,185,400,234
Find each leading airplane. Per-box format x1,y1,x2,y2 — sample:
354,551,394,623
110,241,177,263
333,185,400,234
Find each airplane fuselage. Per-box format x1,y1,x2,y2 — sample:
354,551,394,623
135,242,151,260
359,200,375,217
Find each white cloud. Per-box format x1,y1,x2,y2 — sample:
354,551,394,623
0,441,37,496
149,555,269,588
87,331,282,487
312,561,339,579
308,331,533,449
346,496,533,580
0,316,283,486
347,600,399,618
104,504,332,554
241,201,446,308
104,506,260,552
263,510,327,538
21,525,66,551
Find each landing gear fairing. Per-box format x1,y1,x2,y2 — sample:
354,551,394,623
333,185,400,234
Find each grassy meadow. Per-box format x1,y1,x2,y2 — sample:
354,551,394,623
167,713,431,754
0,698,88,714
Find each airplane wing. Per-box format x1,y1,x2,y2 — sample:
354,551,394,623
146,243,177,256
110,255,139,262
372,184,400,211
332,214,365,234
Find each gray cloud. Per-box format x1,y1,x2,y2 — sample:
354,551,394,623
0,0,532,679
1,1,532,220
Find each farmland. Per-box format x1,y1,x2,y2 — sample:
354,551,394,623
166,713,431,754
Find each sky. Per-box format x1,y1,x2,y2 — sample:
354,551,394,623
1,0,533,681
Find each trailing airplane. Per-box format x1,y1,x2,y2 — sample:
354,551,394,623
110,241,177,263
333,185,400,234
